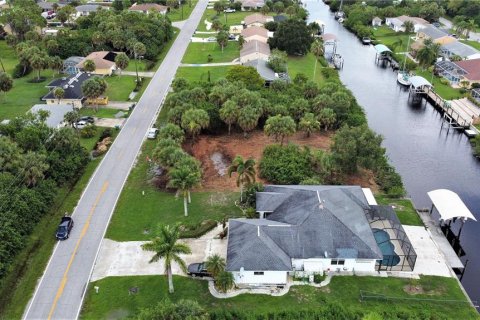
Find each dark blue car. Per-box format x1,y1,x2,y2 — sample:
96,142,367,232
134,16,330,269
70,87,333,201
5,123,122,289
56,217,74,240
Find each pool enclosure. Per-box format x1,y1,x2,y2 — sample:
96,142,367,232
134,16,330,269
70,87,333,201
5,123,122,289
434,60,467,85
367,206,417,272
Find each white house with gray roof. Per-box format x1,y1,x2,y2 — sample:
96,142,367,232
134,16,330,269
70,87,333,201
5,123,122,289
226,185,385,287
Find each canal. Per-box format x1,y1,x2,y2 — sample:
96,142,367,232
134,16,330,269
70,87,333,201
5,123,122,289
306,0,480,308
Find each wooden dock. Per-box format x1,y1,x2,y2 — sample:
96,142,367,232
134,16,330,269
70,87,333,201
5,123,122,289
424,89,480,129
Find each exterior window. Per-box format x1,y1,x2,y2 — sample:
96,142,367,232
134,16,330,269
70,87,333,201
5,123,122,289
254,271,264,275
331,259,345,265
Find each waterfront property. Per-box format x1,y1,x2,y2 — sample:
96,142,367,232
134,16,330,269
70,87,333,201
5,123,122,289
226,185,417,287
241,26,269,43
440,41,480,61
239,40,270,63
244,13,273,27
128,3,169,14
436,58,480,87
385,16,428,33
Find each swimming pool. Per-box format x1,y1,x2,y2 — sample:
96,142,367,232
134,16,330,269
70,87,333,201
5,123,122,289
372,228,400,267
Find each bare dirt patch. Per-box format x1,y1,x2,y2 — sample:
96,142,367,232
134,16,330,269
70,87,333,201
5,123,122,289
186,130,333,191
404,284,425,295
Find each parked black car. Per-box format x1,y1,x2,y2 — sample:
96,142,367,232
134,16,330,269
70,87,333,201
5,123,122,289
56,216,74,240
187,262,211,277
79,116,95,124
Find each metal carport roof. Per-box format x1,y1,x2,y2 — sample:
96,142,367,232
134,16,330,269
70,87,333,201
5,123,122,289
427,189,477,221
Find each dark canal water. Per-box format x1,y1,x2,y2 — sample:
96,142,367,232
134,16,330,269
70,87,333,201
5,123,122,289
306,0,480,308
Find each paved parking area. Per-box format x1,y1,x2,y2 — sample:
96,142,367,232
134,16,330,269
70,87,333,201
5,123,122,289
403,226,454,277
91,225,227,281
95,118,126,128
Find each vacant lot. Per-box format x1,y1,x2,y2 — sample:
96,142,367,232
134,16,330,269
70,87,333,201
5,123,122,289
104,75,137,101
182,42,240,64
81,275,478,319
176,66,233,82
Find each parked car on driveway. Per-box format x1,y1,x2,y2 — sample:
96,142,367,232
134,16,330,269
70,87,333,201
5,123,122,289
79,116,95,124
187,262,211,277
147,128,159,139
56,216,74,240
74,120,88,129
224,8,235,13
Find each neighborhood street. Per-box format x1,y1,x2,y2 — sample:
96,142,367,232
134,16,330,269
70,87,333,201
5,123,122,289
22,1,208,319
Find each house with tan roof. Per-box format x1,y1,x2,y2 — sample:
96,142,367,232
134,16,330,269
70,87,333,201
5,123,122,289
241,26,269,43
77,51,118,75
240,40,270,63
129,3,168,14
244,14,273,27
385,15,428,32
240,0,265,10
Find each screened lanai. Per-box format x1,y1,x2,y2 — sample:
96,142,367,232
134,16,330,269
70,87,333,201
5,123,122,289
435,60,468,85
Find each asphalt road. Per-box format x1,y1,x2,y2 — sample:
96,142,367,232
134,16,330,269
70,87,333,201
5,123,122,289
23,1,208,319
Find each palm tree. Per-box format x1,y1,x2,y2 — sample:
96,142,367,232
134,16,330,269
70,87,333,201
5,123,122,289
141,225,192,294
205,254,226,278
216,270,234,293
219,100,239,135
228,155,256,202
416,39,440,70
21,152,49,187
167,164,201,216
402,20,414,33
318,108,336,131
83,59,96,73
299,112,320,137
311,39,324,79
181,108,209,141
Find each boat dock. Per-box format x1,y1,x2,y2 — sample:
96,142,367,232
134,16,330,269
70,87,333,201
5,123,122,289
425,90,480,128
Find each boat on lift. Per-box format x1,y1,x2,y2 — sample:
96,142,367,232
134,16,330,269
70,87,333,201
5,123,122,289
396,36,412,86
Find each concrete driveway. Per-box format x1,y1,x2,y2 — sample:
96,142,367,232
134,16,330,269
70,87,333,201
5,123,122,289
91,225,227,281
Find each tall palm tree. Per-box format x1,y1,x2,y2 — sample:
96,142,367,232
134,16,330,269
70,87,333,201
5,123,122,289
205,254,226,278
141,225,192,294
228,155,256,202
416,40,440,70
167,164,201,216
311,39,324,79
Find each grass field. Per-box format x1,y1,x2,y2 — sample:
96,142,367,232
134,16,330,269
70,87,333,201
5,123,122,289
182,42,240,64
373,27,413,53
105,134,241,241
167,0,198,22
175,66,233,82
287,53,326,85
197,9,251,32
375,194,423,226
0,130,118,319
0,41,17,74
104,75,137,101
80,275,478,319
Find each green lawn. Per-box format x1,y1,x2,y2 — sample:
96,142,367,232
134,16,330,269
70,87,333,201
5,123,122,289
167,0,198,22
175,66,233,82
123,60,148,72
373,26,413,54
104,75,137,101
0,41,17,74
182,42,240,64
196,9,251,32
0,131,118,319
80,275,478,319
0,71,56,120
287,53,326,85
79,107,128,119
460,39,480,51
415,70,463,100
375,194,423,226
106,135,241,241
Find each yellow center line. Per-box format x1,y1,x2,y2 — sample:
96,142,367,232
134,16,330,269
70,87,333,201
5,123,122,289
47,182,109,320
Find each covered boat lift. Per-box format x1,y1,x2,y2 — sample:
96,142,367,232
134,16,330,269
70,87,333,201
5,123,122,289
427,189,477,274
408,76,432,102
321,33,343,69
374,44,392,64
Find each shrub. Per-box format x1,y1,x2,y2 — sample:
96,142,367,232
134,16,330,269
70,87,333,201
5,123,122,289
259,144,314,184
144,59,155,70
80,125,97,138
179,220,217,238
12,63,31,79
99,128,113,141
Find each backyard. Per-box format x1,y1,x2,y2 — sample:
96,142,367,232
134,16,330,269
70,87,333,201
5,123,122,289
182,42,240,64
287,52,327,85
196,9,251,32
375,194,423,226
80,275,478,319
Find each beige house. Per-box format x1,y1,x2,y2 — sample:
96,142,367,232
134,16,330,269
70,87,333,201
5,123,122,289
244,14,273,27
240,40,270,63
241,26,269,43
416,25,456,45
129,3,168,14
77,51,118,75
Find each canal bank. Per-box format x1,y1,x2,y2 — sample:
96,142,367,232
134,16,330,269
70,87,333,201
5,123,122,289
306,0,480,309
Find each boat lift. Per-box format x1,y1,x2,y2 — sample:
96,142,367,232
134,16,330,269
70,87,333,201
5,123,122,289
321,33,344,69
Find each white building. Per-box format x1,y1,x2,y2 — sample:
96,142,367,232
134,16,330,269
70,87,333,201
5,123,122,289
30,104,74,128
385,15,428,33
226,185,387,287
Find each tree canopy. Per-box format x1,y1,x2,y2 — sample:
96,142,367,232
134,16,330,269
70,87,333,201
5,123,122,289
268,19,314,56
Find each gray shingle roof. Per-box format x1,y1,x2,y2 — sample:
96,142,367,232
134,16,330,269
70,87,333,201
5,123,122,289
30,104,73,128
420,25,448,40
244,59,276,81
43,72,93,101
442,41,479,57
226,185,383,271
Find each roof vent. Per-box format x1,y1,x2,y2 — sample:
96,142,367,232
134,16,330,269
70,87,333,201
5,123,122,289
63,85,69,89
324,251,328,258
